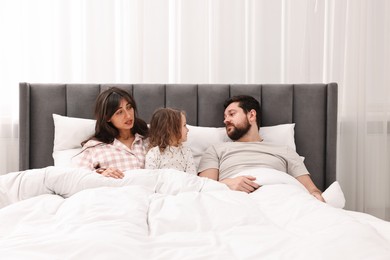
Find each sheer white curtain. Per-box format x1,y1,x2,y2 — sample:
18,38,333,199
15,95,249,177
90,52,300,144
0,0,389,220
333,0,390,220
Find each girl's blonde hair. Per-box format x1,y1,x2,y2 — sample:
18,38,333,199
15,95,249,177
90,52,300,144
148,108,185,152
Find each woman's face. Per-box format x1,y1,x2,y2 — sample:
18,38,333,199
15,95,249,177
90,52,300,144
180,113,189,142
108,98,135,132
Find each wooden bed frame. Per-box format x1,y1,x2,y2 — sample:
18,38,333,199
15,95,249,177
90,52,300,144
19,83,338,190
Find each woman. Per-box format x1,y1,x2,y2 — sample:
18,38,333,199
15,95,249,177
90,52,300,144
74,87,149,178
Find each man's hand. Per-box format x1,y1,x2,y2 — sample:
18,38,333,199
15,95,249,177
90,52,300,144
220,176,260,193
199,169,260,193
311,190,325,202
296,174,325,202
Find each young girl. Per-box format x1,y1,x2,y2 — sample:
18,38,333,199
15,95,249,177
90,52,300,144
145,108,197,175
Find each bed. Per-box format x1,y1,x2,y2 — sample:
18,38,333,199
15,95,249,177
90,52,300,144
19,83,337,190
0,82,389,259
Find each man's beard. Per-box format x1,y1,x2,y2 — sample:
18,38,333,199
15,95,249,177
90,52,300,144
226,119,251,141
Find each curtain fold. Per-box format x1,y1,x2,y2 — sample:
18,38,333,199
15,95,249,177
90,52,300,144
0,0,389,220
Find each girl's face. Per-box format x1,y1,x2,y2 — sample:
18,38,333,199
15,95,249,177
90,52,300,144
180,113,189,143
108,98,135,132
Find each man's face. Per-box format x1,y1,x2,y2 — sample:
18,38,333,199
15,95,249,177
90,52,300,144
223,102,251,141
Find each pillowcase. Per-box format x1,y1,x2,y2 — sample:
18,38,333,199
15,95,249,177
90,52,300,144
260,123,296,151
52,114,297,168
216,123,296,150
52,114,96,166
52,148,83,167
184,123,297,170
53,114,95,152
184,125,228,169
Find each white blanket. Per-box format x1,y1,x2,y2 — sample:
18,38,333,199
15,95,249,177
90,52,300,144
0,167,390,259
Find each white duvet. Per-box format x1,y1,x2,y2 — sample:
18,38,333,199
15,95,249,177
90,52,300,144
0,167,390,260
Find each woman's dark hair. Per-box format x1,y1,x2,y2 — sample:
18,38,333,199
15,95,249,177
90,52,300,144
148,108,183,152
82,87,148,145
224,95,261,129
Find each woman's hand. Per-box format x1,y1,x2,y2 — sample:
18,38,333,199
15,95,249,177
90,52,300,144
96,167,124,179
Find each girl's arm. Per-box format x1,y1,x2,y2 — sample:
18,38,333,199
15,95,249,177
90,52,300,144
145,147,159,169
184,147,197,175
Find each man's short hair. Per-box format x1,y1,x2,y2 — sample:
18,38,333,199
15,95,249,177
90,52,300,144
224,95,261,129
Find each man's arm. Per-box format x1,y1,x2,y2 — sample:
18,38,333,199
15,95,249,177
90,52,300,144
198,168,219,180
199,169,260,193
296,174,325,202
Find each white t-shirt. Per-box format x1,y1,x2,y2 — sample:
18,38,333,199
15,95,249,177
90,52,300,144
198,141,308,180
145,145,197,175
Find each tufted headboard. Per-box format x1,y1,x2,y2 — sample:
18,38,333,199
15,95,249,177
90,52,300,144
19,83,338,190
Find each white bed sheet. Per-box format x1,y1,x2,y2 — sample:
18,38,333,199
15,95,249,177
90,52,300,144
0,167,390,259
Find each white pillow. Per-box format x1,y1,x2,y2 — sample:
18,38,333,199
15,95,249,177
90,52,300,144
260,123,296,151
53,114,96,152
53,148,82,167
184,123,297,170
183,125,228,169
259,124,303,161
218,123,296,150
52,114,297,168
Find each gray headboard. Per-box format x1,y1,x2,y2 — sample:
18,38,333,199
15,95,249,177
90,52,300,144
19,83,338,190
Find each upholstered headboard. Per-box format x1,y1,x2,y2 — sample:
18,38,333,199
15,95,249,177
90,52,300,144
19,83,338,190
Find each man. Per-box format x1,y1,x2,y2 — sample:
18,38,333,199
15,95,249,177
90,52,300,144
198,95,325,202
